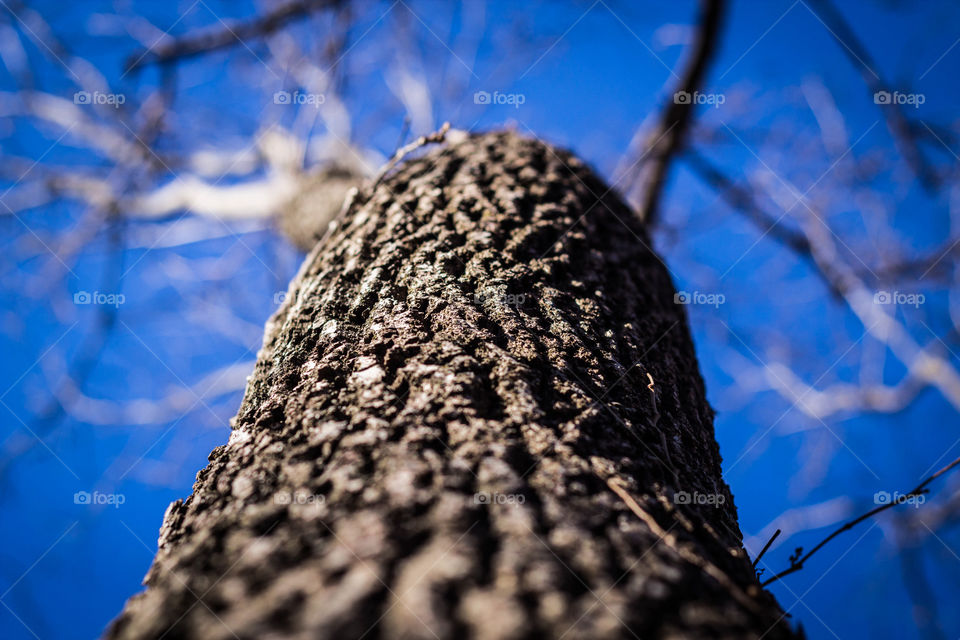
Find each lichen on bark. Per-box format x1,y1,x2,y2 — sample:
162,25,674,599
107,131,798,640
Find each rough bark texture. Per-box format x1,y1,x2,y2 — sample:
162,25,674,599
107,131,798,639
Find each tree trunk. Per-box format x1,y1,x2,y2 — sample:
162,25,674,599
107,131,798,639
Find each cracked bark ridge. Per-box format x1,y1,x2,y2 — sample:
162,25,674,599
107,131,799,639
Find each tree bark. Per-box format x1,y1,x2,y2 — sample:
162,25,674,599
107,131,798,639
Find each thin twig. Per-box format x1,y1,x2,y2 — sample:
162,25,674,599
369,121,454,191
762,454,960,586
752,528,781,568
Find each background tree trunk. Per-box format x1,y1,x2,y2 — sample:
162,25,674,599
107,131,798,639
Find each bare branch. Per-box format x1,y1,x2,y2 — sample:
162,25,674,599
806,0,941,190
762,454,960,586
123,0,340,72
630,0,727,226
